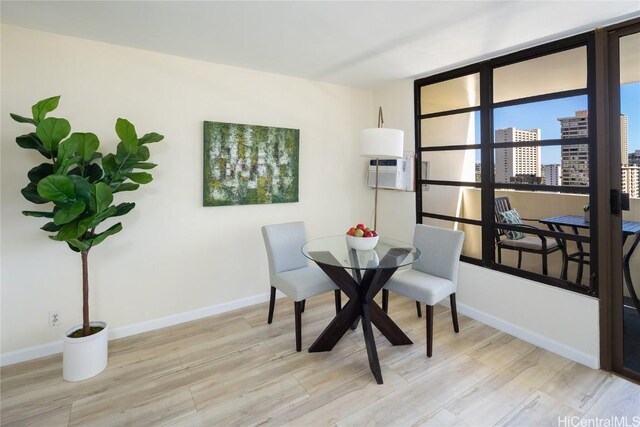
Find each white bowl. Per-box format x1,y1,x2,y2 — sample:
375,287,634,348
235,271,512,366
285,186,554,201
346,234,379,250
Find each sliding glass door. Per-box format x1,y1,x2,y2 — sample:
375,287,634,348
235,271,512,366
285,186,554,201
609,22,640,382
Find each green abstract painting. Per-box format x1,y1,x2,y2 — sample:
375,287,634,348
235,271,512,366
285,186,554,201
203,121,299,206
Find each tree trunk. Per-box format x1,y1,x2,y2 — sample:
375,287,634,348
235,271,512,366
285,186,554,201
81,250,90,336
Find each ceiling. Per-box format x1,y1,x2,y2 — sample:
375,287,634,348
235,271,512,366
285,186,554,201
1,1,639,89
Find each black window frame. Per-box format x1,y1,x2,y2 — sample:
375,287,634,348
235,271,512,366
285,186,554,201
414,31,598,296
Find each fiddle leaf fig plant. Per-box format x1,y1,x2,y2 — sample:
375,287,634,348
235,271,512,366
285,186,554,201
12,96,164,337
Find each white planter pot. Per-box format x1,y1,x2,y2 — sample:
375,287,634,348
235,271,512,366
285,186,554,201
63,321,108,382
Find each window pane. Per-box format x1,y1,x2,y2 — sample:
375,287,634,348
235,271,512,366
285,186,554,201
493,96,589,142
420,73,480,115
420,218,481,260
421,111,480,147
422,185,480,221
494,190,590,287
493,47,587,103
422,149,479,182
493,146,591,188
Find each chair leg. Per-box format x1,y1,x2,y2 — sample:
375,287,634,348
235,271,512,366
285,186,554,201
426,304,433,358
294,301,303,352
416,301,422,318
382,289,389,313
517,251,522,269
498,247,502,264
334,290,341,314
267,286,276,324
542,252,549,276
301,300,306,313
450,293,459,333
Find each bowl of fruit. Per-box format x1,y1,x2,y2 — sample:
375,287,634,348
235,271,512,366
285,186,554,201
346,224,379,250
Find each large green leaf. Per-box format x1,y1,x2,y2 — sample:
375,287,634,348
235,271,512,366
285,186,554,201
89,222,122,247
41,221,63,232
112,183,140,193
101,153,118,177
134,145,150,162
66,239,90,252
68,132,100,162
31,96,60,123
37,175,76,203
55,138,79,174
36,117,71,152
53,200,86,225
10,113,37,125
116,118,138,154
22,210,55,218
114,202,135,217
126,172,152,184
94,182,113,213
27,163,54,184
70,163,103,183
16,133,52,158
131,162,157,170
68,175,93,201
139,132,164,145
56,220,89,241
85,206,117,229
21,182,48,204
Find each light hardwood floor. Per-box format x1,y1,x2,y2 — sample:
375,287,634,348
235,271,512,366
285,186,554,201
2,292,639,426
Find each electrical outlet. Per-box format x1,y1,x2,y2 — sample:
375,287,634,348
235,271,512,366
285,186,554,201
48,310,60,327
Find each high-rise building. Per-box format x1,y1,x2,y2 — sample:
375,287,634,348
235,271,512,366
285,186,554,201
494,127,541,184
622,165,640,198
542,164,562,186
559,111,629,186
621,115,629,165
559,110,589,186
629,149,640,166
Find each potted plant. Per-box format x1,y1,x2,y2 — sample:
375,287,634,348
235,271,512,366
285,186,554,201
10,96,163,381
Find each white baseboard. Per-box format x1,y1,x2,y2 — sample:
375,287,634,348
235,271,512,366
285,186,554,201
0,291,274,367
452,301,599,369
2,290,599,370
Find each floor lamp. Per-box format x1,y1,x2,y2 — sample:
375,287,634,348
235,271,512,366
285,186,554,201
360,107,404,231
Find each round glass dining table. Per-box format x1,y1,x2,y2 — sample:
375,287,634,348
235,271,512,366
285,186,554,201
302,235,421,271
301,235,421,384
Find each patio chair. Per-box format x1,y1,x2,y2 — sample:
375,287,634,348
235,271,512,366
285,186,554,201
494,196,562,276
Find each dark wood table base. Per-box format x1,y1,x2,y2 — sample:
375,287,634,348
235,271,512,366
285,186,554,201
307,249,413,384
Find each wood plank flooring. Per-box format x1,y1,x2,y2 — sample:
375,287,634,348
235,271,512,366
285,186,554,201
1,293,639,426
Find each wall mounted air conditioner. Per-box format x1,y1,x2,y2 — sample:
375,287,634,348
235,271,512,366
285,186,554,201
367,153,415,192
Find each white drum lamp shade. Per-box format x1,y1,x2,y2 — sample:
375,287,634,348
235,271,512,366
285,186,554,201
360,128,404,159
360,123,404,232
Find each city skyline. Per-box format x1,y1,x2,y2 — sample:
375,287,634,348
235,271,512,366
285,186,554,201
474,82,640,164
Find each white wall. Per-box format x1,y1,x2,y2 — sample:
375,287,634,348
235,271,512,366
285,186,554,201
373,80,601,368
0,25,602,369
0,26,373,359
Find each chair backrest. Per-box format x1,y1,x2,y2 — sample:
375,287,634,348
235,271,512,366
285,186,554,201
261,221,309,275
494,196,513,241
412,224,465,285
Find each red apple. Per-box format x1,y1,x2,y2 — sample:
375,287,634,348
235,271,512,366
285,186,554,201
347,227,356,236
364,231,373,238
371,230,378,237
356,224,366,231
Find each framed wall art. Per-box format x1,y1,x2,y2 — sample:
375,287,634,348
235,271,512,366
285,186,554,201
203,121,299,206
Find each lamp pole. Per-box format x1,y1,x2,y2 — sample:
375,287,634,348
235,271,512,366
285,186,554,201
373,106,384,231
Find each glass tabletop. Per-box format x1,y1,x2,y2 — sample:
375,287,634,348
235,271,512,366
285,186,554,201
302,235,421,271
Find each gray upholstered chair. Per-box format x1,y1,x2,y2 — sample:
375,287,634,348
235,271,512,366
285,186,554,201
261,221,341,352
382,224,464,357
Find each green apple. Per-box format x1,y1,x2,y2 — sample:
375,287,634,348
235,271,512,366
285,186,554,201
354,229,364,237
